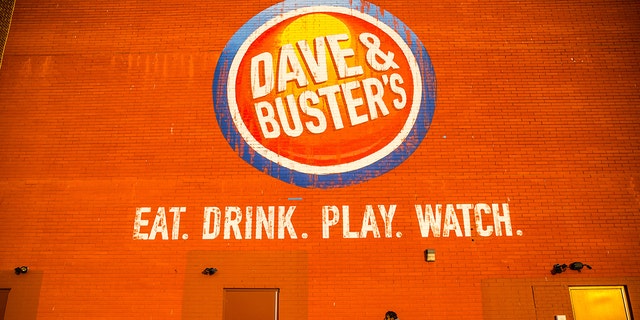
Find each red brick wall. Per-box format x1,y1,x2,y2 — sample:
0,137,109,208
0,0,639,319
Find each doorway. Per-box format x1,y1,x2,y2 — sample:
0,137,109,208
569,286,632,320
223,288,279,320
0,289,9,320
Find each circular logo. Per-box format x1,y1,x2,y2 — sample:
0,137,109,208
213,0,436,188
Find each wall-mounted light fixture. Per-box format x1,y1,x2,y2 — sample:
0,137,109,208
551,262,592,275
569,262,592,272
14,266,28,275
551,264,567,275
202,267,218,276
424,249,436,262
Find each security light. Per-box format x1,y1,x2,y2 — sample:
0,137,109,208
202,267,218,275
551,264,567,275
424,249,436,262
569,262,592,272
14,266,28,275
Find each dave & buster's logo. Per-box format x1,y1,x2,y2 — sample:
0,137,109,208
213,0,436,188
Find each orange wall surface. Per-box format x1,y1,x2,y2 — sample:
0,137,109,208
1,0,639,319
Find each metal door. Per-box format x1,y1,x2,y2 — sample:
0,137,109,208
223,288,279,320
569,286,632,320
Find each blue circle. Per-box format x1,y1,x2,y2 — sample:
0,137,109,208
213,0,436,188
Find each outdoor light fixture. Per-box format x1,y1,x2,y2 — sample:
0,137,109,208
14,266,28,275
424,249,436,262
569,262,592,272
551,264,567,275
202,267,218,276
551,262,593,275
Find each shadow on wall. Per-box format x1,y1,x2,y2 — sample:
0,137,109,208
481,277,640,320
0,269,42,320
183,250,308,320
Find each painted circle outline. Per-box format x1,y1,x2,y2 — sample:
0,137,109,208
213,0,436,188
227,6,421,175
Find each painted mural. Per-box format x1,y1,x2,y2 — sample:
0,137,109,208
213,0,436,188
134,1,520,244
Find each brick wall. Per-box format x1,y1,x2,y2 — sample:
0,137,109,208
0,0,638,319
